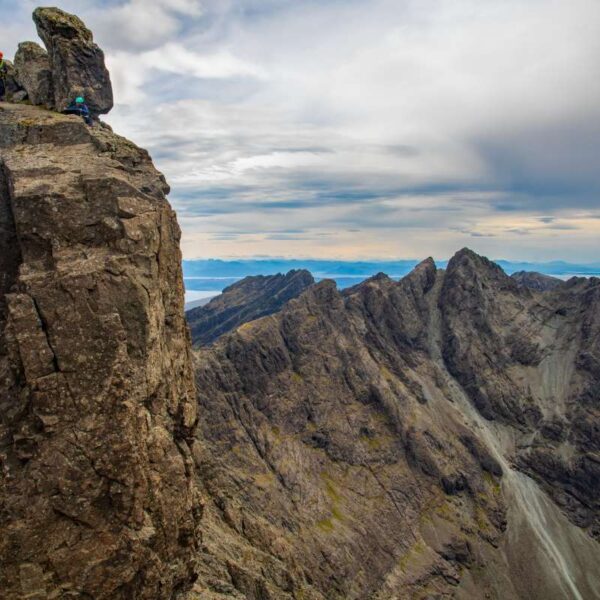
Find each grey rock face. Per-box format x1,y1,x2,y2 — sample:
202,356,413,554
0,103,199,599
187,269,315,346
191,249,600,599
14,41,53,106
33,7,113,115
511,270,564,291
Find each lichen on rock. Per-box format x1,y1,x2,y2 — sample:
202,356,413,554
13,41,53,107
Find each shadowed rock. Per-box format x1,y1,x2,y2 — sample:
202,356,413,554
33,7,113,115
511,270,564,291
187,269,315,346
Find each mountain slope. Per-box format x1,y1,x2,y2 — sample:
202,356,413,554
191,250,600,599
511,270,564,291
187,270,314,346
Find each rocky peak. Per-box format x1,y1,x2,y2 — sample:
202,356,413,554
403,256,437,292
33,7,113,115
0,105,198,597
2,7,113,116
446,247,515,287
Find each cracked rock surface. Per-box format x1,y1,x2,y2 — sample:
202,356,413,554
191,250,600,599
0,103,200,599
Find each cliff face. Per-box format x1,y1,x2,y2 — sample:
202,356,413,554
187,270,315,346
192,251,600,599
0,104,199,599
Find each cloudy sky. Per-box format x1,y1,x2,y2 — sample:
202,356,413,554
4,0,600,261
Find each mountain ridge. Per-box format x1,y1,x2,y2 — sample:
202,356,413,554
191,247,600,599
187,269,314,346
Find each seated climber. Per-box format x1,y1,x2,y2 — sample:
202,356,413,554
0,52,7,101
64,96,92,126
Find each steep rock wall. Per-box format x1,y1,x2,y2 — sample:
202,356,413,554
0,104,200,599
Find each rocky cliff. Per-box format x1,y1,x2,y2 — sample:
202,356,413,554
187,270,314,346
0,9,199,599
192,250,600,599
0,100,201,600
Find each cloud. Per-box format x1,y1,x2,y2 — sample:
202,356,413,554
2,0,600,261
93,0,204,51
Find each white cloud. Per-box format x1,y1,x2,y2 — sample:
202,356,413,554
91,0,202,50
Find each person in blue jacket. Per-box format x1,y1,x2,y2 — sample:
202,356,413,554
64,96,92,125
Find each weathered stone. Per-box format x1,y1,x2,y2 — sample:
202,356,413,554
33,7,113,115
0,103,199,599
0,60,24,101
191,248,600,599
187,269,315,346
14,41,53,106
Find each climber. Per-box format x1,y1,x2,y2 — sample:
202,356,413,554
0,52,8,101
64,96,92,126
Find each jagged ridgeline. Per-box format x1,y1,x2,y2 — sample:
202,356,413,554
187,270,315,346
2,7,600,600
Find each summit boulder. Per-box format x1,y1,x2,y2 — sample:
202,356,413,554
33,7,113,115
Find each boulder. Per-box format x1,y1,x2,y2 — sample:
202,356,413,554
33,7,113,116
0,60,23,101
13,41,53,106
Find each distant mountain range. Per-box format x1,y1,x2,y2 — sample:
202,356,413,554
184,257,600,279
183,258,600,297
